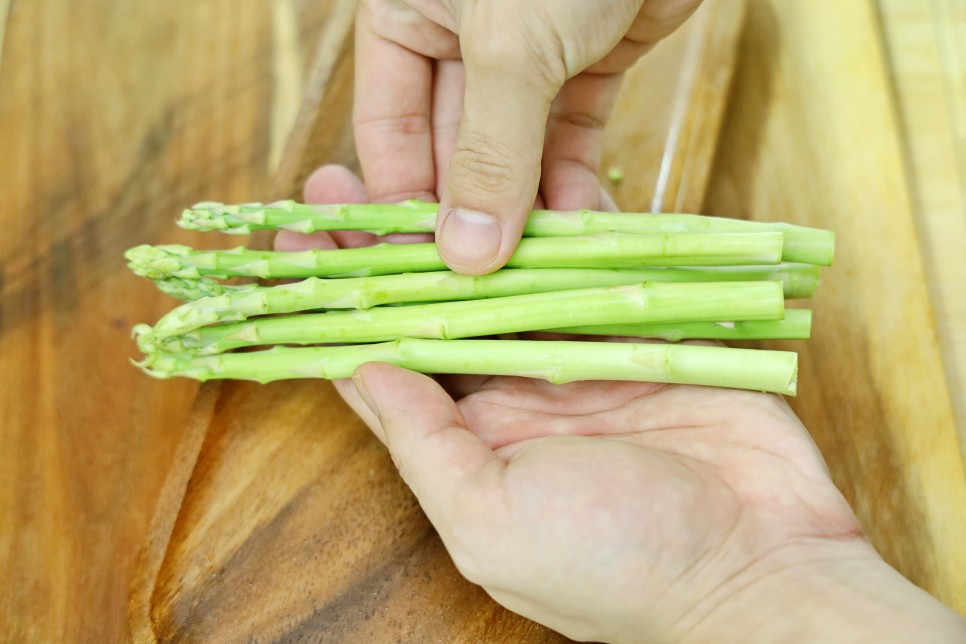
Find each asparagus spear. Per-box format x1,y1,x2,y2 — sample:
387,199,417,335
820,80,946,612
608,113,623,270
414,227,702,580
148,265,817,339
126,232,784,281
550,309,812,341
141,281,784,355
136,338,799,395
181,200,833,265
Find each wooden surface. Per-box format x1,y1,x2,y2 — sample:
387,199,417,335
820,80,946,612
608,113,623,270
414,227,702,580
703,0,966,602
0,1,276,641
131,1,748,641
1,1,965,642
879,0,966,460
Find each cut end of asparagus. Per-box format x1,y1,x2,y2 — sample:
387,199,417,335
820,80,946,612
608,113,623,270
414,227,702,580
786,367,799,396
782,228,836,266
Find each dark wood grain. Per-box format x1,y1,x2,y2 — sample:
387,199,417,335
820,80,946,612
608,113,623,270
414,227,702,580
0,1,275,640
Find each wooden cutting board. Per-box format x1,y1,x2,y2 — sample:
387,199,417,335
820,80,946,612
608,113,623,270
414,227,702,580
129,0,966,641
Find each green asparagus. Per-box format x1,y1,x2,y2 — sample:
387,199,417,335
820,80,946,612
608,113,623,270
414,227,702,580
141,281,784,355
550,309,812,341
181,200,833,265
126,232,784,281
148,265,817,339
136,337,799,395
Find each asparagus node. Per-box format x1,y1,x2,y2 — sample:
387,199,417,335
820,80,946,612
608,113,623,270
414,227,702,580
136,338,798,395
179,200,834,265
126,233,783,281
152,281,784,355
147,265,816,340
550,309,812,341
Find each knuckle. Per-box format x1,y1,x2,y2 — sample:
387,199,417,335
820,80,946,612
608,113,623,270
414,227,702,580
549,109,606,133
461,27,566,89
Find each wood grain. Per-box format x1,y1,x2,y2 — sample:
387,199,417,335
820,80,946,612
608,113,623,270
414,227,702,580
4,1,965,642
878,0,966,461
0,2,275,640
703,0,966,607
130,1,749,641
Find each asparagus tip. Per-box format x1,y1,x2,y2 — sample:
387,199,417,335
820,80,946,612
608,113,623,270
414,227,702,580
125,244,200,280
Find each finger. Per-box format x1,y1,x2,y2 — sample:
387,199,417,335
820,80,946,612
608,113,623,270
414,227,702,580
431,59,466,198
275,164,369,251
540,73,624,211
354,6,437,204
437,15,564,275
352,362,504,519
626,0,703,47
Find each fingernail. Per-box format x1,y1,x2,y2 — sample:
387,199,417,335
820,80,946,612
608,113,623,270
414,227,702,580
352,374,380,418
438,208,502,269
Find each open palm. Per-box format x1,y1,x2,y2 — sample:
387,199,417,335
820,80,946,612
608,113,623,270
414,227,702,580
346,364,864,642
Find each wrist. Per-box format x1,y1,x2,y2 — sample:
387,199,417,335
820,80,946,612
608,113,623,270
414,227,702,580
669,538,966,643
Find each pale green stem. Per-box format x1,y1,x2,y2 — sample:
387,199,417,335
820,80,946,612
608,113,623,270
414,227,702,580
126,233,783,280
141,281,784,355
180,200,833,265
136,337,799,395
551,309,812,341
148,265,817,339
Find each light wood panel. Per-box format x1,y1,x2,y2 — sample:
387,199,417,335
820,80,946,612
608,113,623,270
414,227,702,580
704,0,966,608
878,0,966,462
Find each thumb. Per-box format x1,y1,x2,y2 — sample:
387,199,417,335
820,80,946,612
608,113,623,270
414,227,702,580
437,24,564,275
351,363,502,522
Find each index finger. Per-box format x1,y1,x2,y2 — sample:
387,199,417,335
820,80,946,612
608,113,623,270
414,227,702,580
353,6,437,203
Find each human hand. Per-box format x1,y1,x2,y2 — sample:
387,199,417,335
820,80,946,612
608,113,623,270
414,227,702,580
353,0,702,274
347,365,966,642
278,168,966,642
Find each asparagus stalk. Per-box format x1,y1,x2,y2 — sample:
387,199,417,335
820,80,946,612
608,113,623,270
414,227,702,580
141,281,784,355
181,200,833,265
148,265,818,339
126,232,783,281
550,309,812,341
136,338,799,395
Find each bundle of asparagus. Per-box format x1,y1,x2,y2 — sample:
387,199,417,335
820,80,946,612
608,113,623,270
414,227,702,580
127,200,834,395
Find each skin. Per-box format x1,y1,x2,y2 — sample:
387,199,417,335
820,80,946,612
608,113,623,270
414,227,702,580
273,1,966,638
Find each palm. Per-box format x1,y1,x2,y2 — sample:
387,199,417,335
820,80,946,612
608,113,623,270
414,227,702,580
371,375,863,639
